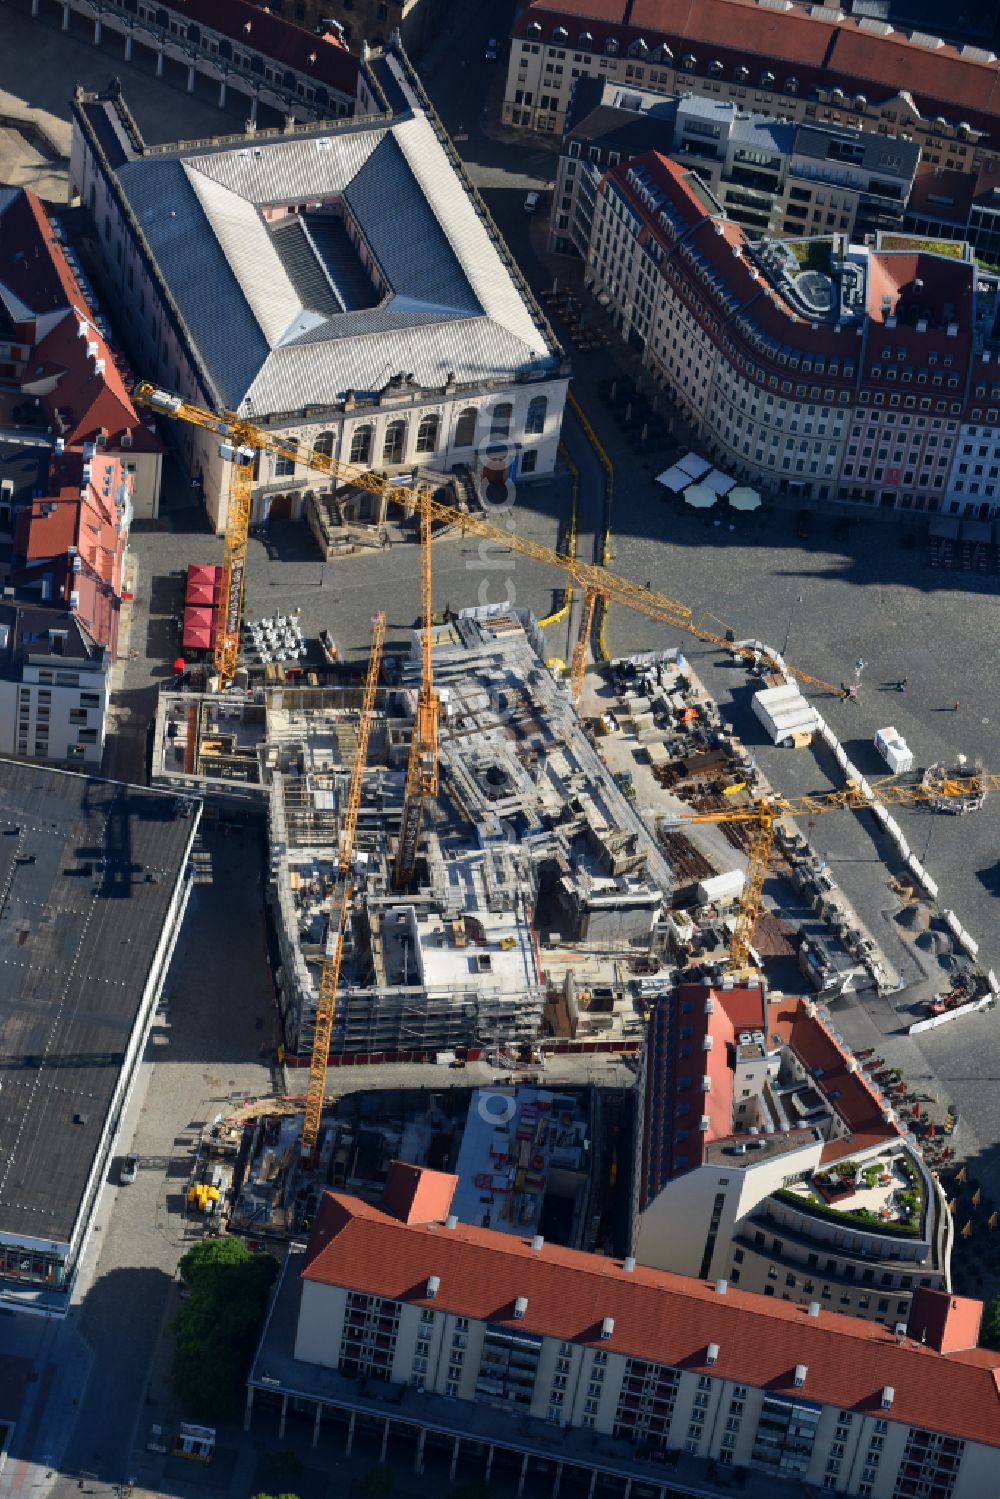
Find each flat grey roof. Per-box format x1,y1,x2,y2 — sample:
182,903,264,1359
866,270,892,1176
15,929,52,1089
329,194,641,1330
0,761,196,1249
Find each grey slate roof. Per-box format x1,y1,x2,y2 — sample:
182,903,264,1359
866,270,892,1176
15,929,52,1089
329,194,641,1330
792,124,921,179
729,115,792,156
111,73,557,413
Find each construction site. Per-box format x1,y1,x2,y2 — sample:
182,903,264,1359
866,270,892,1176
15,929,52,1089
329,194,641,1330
135,371,1000,1255
220,1081,608,1253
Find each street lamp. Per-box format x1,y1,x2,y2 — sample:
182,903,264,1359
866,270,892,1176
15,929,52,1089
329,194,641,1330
782,594,803,657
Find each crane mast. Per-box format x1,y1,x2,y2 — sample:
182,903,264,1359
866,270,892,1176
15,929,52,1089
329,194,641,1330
394,488,439,888
301,610,386,1159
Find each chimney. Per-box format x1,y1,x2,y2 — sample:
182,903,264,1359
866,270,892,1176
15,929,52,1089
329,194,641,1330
715,1279,728,1296
531,1234,545,1252
514,1297,528,1320
881,1386,895,1409
600,1316,615,1340
794,1364,808,1388
808,1301,821,1317
623,1256,636,1272
706,1342,720,1365
426,1275,440,1299
445,1215,458,1230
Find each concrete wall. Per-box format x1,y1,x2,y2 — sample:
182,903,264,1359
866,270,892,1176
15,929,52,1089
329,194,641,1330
634,1139,822,1279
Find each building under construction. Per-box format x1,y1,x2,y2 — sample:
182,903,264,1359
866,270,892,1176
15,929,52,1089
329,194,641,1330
152,606,674,1062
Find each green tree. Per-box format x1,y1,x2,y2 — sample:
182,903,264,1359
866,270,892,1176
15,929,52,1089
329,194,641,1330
980,1295,1000,1348
359,1468,394,1499
171,1236,278,1420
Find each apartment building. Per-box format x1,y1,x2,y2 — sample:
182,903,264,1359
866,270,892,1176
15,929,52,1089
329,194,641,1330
504,0,996,186
903,159,1000,263
246,1158,1000,1499
550,81,918,256
71,38,567,537
586,151,1000,514
25,0,358,125
0,187,163,518
630,983,950,1326
0,602,110,767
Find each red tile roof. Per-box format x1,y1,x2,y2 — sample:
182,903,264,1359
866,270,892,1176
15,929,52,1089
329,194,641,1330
516,0,1000,151
0,191,79,315
771,998,899,1160
383,1160,460,1225
908,1287,982,1354
34,309,138,448
640,982,768,1195
13,451,126,654
172,0,358,96
302,1177,1000,1445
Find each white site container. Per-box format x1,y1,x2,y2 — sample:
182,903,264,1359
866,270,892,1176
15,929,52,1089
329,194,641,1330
874,726,913,775
752,684,821,745
696,870,746,905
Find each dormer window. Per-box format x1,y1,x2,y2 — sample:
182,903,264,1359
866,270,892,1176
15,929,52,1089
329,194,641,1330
682,52,697,71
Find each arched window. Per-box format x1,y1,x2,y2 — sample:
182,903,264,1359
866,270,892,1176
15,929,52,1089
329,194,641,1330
490,402,513,440
416,413,440,454
349,425,372,465
761,70,775,89
383,419,407,465
681,53,696,71
526,396,547,435
312,431,335,463
454,407,478,447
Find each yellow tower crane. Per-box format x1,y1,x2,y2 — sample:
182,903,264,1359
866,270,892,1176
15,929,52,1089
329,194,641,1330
664,772,1000,971
301,609,385,1160
135,383,842,879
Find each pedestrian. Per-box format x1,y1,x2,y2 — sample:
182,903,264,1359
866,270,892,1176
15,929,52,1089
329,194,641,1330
897,677,907,692
953,700,961,711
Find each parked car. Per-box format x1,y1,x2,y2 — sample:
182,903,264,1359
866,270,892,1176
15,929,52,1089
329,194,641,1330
121,1152,139,1185
485,37,498,60
523,191,541,214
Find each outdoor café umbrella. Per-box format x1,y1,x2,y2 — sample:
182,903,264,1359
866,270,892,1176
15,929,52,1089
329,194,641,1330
684,483,717,509
728,486,762,512
183,607,215,649
185,579,216,606
183,621,213,649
